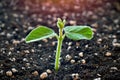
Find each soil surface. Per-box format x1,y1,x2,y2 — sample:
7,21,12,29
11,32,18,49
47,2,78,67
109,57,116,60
0,0,120,80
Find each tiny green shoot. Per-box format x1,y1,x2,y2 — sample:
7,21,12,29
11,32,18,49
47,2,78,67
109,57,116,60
25,18,94,71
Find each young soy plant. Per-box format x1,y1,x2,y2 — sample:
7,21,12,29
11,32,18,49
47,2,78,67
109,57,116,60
25,18,93,71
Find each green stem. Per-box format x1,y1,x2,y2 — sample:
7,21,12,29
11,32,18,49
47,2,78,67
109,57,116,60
55,29,63,71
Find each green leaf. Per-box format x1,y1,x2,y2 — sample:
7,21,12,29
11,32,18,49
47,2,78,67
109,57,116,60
64,26,93,40
25,26,56,43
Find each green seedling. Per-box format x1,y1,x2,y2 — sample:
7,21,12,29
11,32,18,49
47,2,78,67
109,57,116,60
25,18,94,71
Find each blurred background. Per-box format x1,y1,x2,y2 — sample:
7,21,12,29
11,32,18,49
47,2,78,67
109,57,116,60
0,0,120,28
0,0,120,79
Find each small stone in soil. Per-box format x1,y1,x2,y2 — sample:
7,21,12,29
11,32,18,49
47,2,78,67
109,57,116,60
40,72,48,79
105,52,112,57
66,54,72,61
92,28,97,32
46,69,52,74
13,40,20,45
71,73,79,80
69,20,76,25
79,52,83,57
91,23,98,28
113,42,120,47
7,33,12,38
30,49,34,53
12,13,19,18
25,63,30,67
97,74,101,77
22,67,25,70
110,67,118,70
38,44,42,47
9,58,16,62
67,46,71,50
91,15,98,20
94,53,98,56
6,71,12,77
32,71,39,76
94,77,101,80
24,50,30,54
85,45,88,48
81,59,86,64
114,19,119,24
70,59,75,64
11,68,18,73
51,41,56,46
97,38,102,42
0,70,3,74
23,58,28,62
68,42,72,46
76,42,80,46
37,18,42,22
42,39,48,43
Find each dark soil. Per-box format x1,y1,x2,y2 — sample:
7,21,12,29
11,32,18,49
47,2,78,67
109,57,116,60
0,0,120,80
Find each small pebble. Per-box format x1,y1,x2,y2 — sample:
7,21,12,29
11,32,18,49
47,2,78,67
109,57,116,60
113,43,120,47
40,72,48,79
9,58,16,62
13,40,20,45
79,52,83,57
22,67,25,70
94,53,98,56
97,38,102,44
97,74,101,76
37,18,42,22
91,15,98,20
6,71,12,76
25,63,30,67
66,54,72,61
70,59,75,64
50,7,56,12
31,49,35,53
1,23,5,27
69,20,76,25
25,6,29,11
67,46,71,50
7,33,12,38
114,19,119,24
4,15,8,19
32,71,39,76
68,42,72,46
76,42,80,46
105,52,112,57
94,77,101,80
42,39,48,43
81,59,86,64
1,32,5,35
110,67,118,70
0,70,3,74
13,13,18,18
21,38,25,42
23,58,28,62
91,23,98,28
38,44,42,47
92,28,97,32
24,50,30,54
97,38,102,42
71,73,79,80
46,69,52,74
85,45,88,48
52,41,56,46
11,68,18,73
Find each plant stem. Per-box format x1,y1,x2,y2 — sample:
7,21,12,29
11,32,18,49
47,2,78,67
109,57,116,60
55,29,63,71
